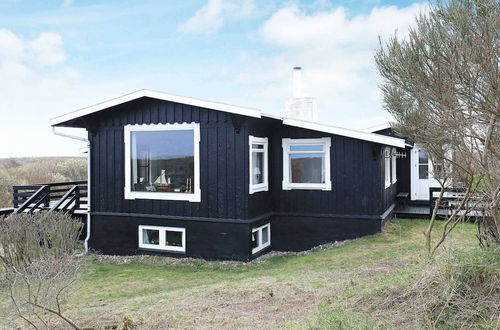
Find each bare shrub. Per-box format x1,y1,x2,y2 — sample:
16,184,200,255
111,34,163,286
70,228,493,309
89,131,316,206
54,158,87,182
384,248,500,328
0,157,87,208
0,168,15,208
375,0,500,251
0,212,83,329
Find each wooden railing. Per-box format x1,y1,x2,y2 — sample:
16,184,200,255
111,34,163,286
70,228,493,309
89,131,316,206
13,181,87,210
429,187,484,218
49,185,80,214
12,185,51,214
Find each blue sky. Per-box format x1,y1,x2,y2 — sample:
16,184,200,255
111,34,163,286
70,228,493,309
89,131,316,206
0,0,425,157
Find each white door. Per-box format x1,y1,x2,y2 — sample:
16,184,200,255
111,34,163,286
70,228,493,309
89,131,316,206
411,147,440,201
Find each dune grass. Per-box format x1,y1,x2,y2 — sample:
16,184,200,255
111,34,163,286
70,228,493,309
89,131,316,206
2,218,496,329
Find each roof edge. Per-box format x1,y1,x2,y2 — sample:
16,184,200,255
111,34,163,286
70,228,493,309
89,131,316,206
283,118,406,148
50,89,262,126
363,122,392,133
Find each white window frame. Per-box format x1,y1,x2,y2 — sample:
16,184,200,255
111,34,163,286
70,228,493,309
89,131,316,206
252,223,271,254
282,137,332,191
384,147,391,188
249,136,269,194
391,147,397,184
124,122,201,202
138,225,186,253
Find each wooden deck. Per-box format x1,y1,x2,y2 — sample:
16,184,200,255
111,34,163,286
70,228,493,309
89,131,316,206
394,204,447,219
10,181,88,216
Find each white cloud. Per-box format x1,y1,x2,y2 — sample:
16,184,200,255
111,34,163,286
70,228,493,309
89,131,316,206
0,29,66,68
179,0,255,34
0,28,81,157
29,32,66,65
0,29,25,59
234,2,427,129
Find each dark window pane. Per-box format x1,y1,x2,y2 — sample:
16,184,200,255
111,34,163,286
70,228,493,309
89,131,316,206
131,129,195,194
252,151,264,184
252,144,264,149
290,153,324,183
165,231,183,247
143,229,159,245
261,226,269,244
419,164,428,179
290,145,323,152
418,150,428,164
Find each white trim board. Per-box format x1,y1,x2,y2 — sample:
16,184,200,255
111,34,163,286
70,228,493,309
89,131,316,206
50,89,262,126
283,118,405,148
363,122,392,133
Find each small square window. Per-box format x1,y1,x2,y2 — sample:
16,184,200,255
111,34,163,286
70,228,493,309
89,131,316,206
282,138,331,190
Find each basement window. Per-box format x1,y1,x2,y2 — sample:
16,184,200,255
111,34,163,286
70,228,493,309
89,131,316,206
249,136,269,194
252,223,271,254
124,123,201,202
282,137,331,190
138,225,186,252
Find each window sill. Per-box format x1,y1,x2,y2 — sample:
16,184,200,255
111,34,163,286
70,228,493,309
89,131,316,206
249,184,269,194
282,182,332,191
252,242,271,255
138,247,186,254
125,190,201,202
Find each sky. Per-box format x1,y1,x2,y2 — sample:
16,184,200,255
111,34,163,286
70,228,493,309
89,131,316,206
0,0,427,158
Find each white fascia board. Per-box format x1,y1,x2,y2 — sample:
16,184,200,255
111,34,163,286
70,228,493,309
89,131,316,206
363,122,392,133
50,89,262,126
283,118,405,148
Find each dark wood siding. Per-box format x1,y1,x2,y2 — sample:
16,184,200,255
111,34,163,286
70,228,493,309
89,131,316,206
80,97,397,260
88,214,251,261
88,97,248,220
247,120,386,218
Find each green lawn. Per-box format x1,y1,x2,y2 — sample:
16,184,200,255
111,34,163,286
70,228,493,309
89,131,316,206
1,219,492,329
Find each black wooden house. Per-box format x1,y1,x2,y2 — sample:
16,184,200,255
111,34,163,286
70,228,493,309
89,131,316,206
51,88,406,261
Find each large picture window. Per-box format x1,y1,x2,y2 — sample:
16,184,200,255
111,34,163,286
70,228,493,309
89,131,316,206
124,123,201,202
138,225,186,252
249,136,268,194
282,137,331,190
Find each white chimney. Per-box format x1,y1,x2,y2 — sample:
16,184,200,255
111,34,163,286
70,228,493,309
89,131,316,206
285,67,318,122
